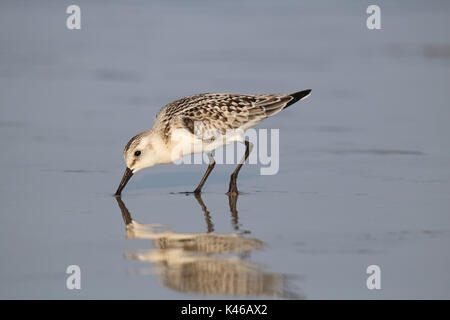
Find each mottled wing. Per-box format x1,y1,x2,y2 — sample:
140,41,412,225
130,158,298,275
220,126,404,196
157,93,294,141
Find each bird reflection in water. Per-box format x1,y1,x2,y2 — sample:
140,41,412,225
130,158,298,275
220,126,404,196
115,194,303,298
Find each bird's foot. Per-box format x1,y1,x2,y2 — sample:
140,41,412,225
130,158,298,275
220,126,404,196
178,189,203,196
227,182,239,196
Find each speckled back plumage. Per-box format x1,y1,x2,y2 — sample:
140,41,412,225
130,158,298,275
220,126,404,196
154,93,299,141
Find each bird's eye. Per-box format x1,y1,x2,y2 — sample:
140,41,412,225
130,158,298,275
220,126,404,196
134,150,141,157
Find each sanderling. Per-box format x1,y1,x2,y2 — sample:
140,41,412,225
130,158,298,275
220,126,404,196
115,89,311,196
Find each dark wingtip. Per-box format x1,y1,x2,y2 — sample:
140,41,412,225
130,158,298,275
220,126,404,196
285,89,312,108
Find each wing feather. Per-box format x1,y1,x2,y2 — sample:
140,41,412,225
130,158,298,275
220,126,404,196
156,93,294,141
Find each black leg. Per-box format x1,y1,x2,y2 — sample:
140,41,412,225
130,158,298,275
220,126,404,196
227,140,253,195
194,153,215,194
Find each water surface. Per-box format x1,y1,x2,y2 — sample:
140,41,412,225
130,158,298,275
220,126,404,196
1,0,450,299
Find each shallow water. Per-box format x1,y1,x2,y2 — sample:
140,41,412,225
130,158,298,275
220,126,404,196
1,0,450,299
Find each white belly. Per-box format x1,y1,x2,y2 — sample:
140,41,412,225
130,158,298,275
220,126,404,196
169,128,245,161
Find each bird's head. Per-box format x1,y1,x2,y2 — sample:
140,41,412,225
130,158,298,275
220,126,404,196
115,130,162,196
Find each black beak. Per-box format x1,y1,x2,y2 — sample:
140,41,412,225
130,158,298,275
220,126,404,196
115,167,133,196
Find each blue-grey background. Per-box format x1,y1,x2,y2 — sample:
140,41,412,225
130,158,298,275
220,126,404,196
0,0,449,299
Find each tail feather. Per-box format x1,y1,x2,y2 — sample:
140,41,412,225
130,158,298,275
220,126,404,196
284,89,312,109
258,89,312,117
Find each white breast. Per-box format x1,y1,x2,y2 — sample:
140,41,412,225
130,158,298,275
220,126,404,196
168,127,245,161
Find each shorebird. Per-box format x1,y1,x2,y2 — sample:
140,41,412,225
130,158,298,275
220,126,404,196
115,89,311,196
